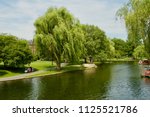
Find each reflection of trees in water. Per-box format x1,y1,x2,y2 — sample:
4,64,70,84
0,79,32,100
127,63,142,98
114,62,145,99
0,64,113,100
104,62,141,99
83,68,96,78
0,63,149,100
37,64,112,100
106,62,142,99
127,63,150,99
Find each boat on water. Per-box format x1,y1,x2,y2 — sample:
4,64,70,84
139,60,150,78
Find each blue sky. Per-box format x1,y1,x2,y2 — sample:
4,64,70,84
0,0,128,40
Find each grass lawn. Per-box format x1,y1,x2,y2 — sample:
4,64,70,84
29,60,55,70
0,61,83,79
0,69,21,78
0,61,55,78
0,62,22,78
0,58,136,79
107,57,135,62
25,65,84,78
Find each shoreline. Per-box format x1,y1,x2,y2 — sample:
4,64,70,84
0,61,135,82
0,65,84,82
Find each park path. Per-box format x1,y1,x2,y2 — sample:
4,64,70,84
0,69,47,82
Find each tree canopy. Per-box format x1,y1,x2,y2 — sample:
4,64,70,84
34,7,85,70
112,38,127,58
81,24,115,62
117,0,150,58
133,45,147,59
0,34,33,68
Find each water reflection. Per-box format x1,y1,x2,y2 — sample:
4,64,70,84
36,68,111,100
0,79,32,100
0,62,150,100
84,68,96,77
27,78,41,100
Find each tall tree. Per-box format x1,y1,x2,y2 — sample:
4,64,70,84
82,24,111,62
34,7,85,70
117,0,150,57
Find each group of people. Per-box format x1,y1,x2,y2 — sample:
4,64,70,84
25,67,34,73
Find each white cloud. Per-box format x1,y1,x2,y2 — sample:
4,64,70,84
0,0,128,40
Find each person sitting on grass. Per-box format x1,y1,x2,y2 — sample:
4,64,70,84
25,67,33,73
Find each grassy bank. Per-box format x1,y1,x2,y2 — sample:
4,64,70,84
25,65,83,78
0,61,83,79
0,63,22,78
29,61,55,70
0,58,135,79
0,61,54,78
0,69,21,78
106,58,136,62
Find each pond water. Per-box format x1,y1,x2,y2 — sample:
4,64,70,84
0,62,150,100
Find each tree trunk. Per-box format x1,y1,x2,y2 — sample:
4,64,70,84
56,61,61,70
89,56,93,63
84,58,87,63
52,60,53,66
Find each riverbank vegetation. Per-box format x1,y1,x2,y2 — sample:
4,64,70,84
0,34,33,68
0,61,53,78
0,0,150,79
0,61,83,78
117,0,150,59
25,64,84,79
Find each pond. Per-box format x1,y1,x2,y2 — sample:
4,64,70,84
0,62,150,100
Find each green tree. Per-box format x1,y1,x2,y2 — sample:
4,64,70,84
0,34,33,68
112,38,127,58
34,7,85,70
82,24,111,62
117,0,150,57
107,39,115,59
133,45,147,59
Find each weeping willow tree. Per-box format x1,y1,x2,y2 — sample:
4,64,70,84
34,7,85,70
117,0,150,58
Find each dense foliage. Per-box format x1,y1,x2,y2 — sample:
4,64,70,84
133,45,147,59
0,34,33,68
2,3,148,71
111,38,127,58
82,24,114,62
34,7,116,68
117,0,150,58
34,7,85,70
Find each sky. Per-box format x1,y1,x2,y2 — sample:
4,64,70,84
0,0,128,40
